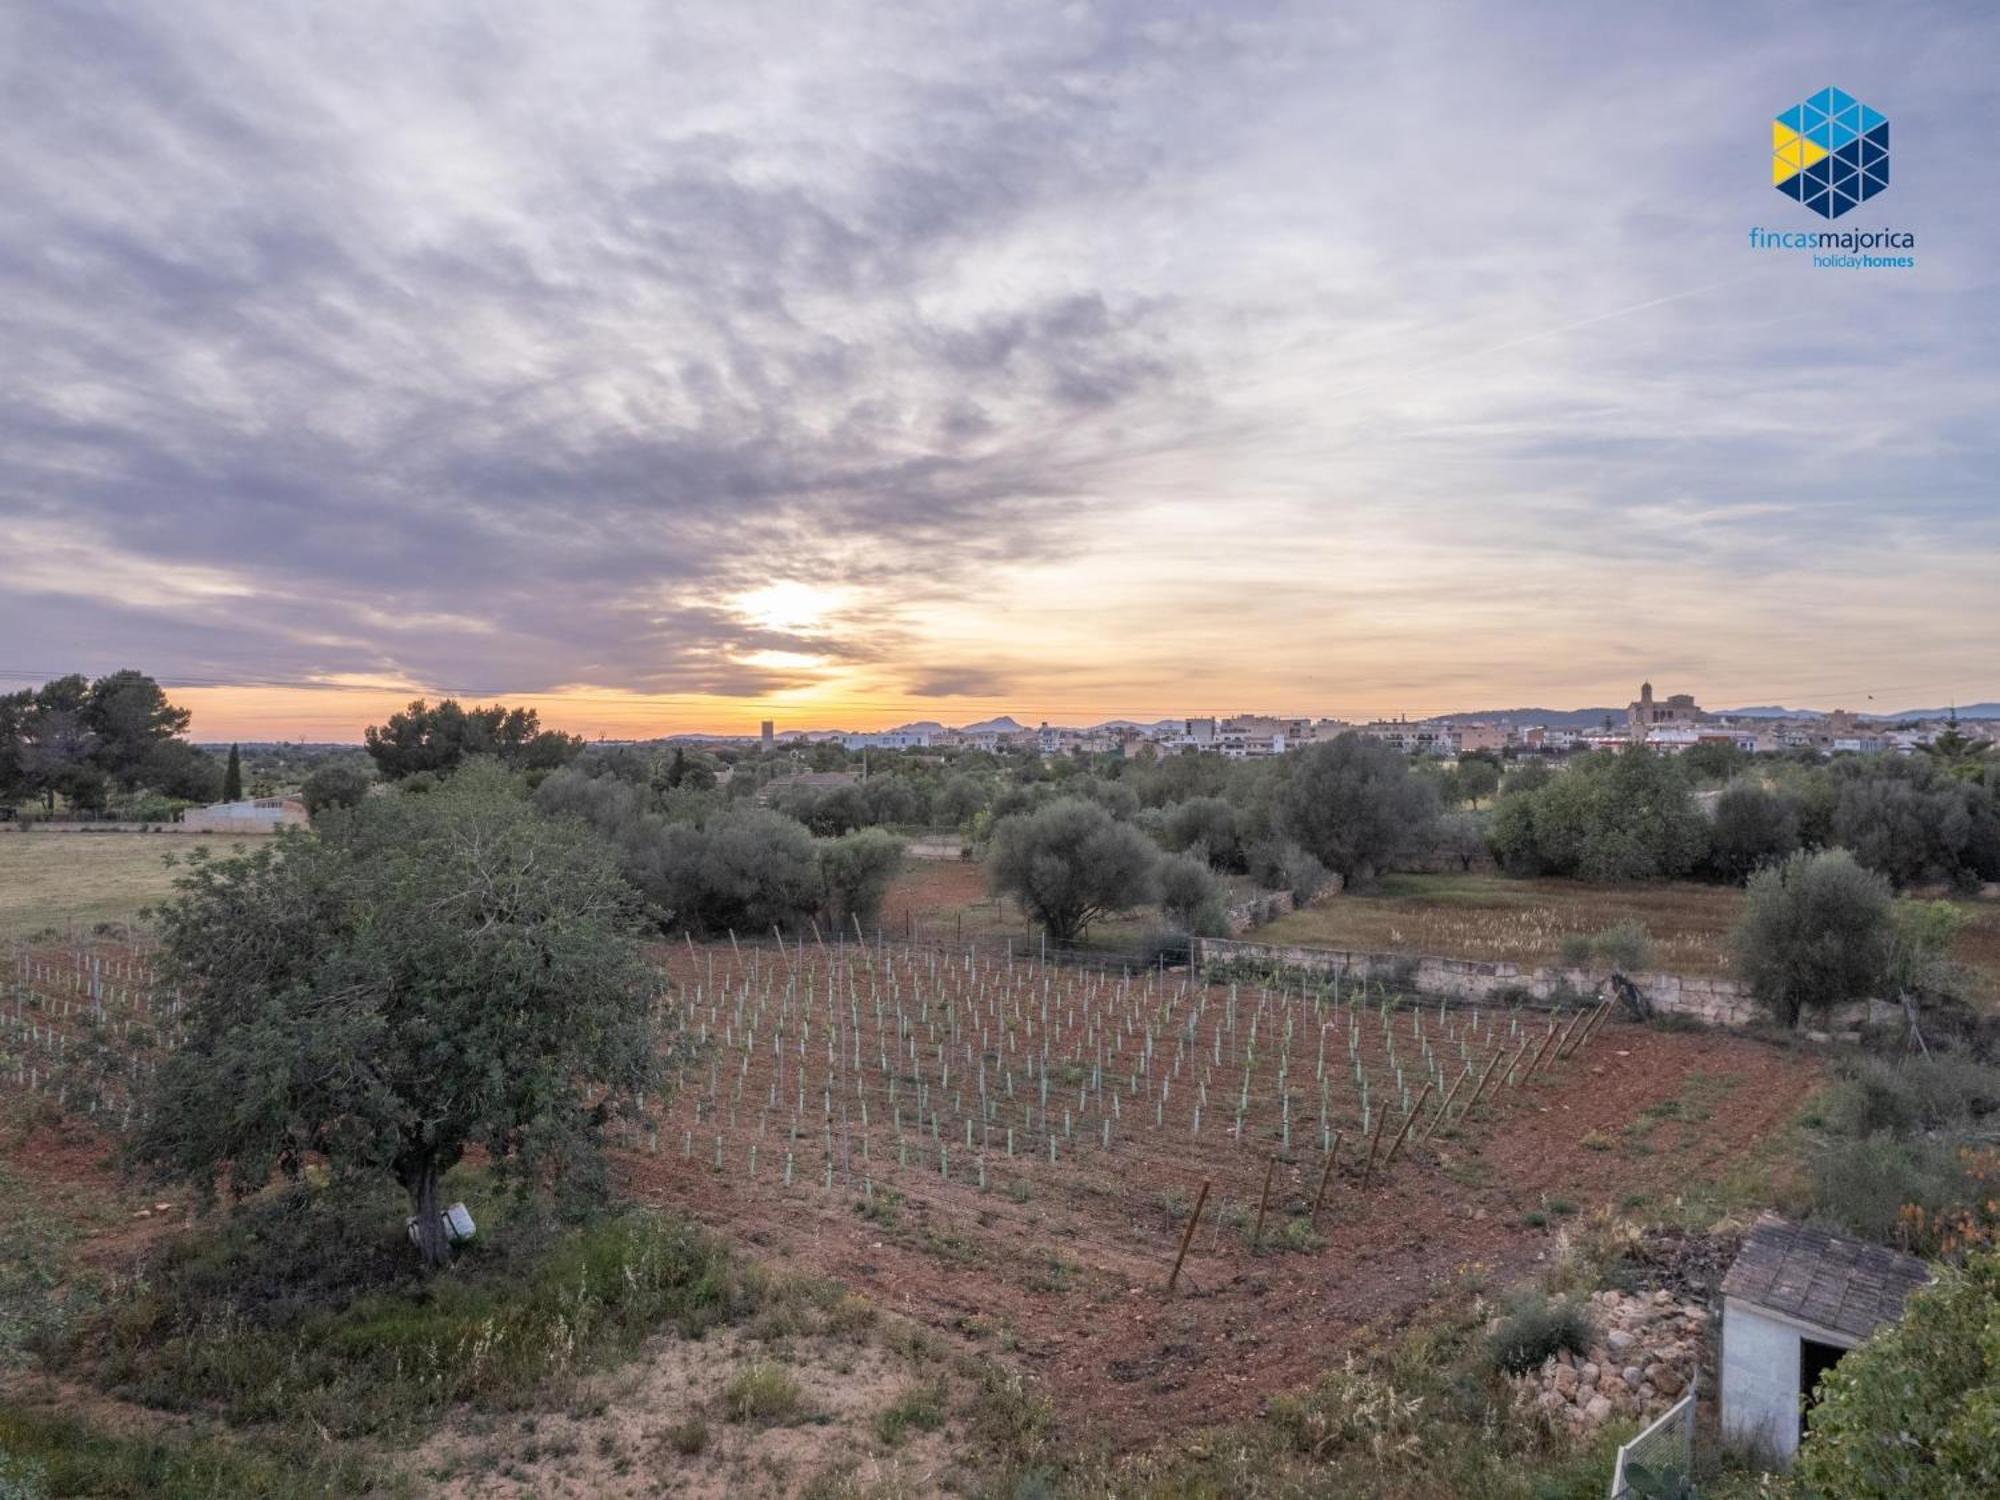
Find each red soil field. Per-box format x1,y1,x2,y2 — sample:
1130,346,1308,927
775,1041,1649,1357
620,942,1824,1445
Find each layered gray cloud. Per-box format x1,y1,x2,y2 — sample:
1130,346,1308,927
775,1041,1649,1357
2,1,1996,719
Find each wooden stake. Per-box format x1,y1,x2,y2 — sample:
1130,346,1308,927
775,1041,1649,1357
1455,1049,1506,1127
1360,1098,1391,1186
1251,1157,1276,1250
1564,1001,1611,1059
1422,1067,1470,1143
1536,1011,1585,1079
1519,1024,1560,1087
1311,1132,1342,1225
1167,1179,1211,1292
1384,1079,1435,1168
1500,1035,1534,1087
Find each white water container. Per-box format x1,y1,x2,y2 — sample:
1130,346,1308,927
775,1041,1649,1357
406,1202,477,1247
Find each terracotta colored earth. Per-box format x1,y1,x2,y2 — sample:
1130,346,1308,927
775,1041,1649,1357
619,1016,1821,1447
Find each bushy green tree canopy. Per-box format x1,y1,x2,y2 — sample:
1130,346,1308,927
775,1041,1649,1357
1161,796,1245,871
1,670,210,811
1732,848,1894,1027
1707,777,1801,881
364,698,583,781
134,764,658,1267
1279,734,1437,885
299,761,372,818
1793,1251,2000,1499
987,797,1159,945
817,827,907,930
1487,749,1707,881
1157,851,1229,936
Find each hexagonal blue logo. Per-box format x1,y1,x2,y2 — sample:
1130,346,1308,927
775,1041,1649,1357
1773,87,1888,220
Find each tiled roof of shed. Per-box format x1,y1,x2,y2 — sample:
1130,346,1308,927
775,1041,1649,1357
1721,1213,1931,1343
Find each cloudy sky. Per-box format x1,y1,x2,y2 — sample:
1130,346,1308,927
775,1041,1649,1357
3,1,1996,738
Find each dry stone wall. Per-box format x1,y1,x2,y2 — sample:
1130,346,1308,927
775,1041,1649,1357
1195,935,1898,1032
1516,1288,1705,1432
1196,935,1760,1025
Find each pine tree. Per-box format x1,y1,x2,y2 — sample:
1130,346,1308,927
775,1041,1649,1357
222,743,243,802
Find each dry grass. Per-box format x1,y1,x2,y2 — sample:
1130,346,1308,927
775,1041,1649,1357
0,833,253,941
1255,873,1746,974
1258,872,2000,994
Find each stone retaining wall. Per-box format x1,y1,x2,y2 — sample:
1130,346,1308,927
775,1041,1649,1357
1195,935,1765,1025
1195,934,1899,1032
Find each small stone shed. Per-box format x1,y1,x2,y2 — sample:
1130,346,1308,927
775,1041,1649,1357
1719,1213,1930,1464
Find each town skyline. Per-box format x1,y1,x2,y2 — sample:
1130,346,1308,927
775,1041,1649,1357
60,673,1997,746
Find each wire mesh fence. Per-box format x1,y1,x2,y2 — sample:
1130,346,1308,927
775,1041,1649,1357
1609,1379,1696,1498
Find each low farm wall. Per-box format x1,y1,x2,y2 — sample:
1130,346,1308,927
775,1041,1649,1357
1195,935,1764,1026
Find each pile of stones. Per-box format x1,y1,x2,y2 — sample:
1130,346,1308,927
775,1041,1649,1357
1522,1287,1705,1430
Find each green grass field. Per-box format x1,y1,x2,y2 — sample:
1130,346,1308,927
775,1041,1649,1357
0,833,254,942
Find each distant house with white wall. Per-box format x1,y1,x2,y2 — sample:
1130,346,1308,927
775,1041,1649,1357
1360,719,1456,756
181,797,309,832
840,729,933,751
1719,1215,1929,1466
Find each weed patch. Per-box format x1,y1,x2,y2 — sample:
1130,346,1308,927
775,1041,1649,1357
67,1178,759,1441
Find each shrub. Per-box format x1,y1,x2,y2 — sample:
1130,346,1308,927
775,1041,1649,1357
1486,1292,1595,1375
1157,853,1229,937
1559,921,1654,974
875,1380,949,1445
816,828,905,930
1826,1055,2000,1139
0,1409,386,1500
1732,849,1894,1027
1248,838,1329,903
654,806,823,936
665,1416,708,1455
1809,1132,1977,1246
299,762,372,818
68,1184,756,1440
723,1361,803,1425
1793,1250,2000,1498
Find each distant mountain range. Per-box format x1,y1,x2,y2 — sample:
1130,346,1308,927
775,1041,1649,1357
1870,703,2000,721
1415,707,1624,730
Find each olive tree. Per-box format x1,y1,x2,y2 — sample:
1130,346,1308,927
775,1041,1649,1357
1157,852,1230,937
817,827,906,931
1279,733,1438,885
133,763,658,1268
987,797,1158,945
1732,848,1893,1027
1705,777,1799,881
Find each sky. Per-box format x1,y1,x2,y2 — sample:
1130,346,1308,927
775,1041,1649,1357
2,1,1997,741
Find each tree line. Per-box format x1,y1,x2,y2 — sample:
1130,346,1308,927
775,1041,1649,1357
0,671,222,812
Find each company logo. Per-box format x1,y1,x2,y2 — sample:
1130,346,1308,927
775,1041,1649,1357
1772,87,1888,219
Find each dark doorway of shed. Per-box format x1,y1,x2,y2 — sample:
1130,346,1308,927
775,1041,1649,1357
1799,1337,1846,1442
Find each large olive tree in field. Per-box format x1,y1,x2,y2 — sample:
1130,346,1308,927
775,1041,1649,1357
1279,733,1438,886
987,797,1158,946
1732,847,1893,1028
134,763,659,1268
